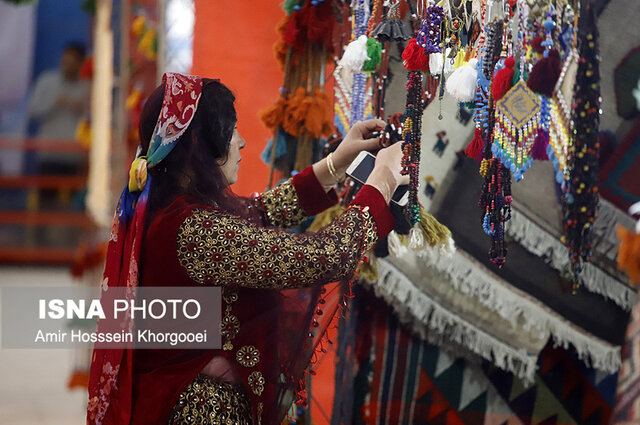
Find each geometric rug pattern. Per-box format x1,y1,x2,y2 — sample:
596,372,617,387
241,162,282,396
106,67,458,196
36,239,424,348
333,287,618,425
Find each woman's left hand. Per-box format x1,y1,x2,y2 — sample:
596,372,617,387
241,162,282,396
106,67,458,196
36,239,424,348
331,119,386,172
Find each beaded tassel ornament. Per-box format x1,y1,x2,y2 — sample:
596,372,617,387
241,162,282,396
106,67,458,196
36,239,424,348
478,20,513,268
548,49,576,184
491,5,541,182
562,1,601,290
401,71,423,227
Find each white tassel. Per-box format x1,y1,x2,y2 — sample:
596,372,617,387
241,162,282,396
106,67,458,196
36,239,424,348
429,48,454,76
408,225,425,249
387,231,408,257
338,35,370,73
446,58,478,102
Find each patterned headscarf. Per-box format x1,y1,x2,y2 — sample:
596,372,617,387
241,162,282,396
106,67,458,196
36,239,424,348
87,72,203,425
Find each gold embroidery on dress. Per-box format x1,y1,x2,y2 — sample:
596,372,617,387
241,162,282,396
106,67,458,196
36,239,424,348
248,371,265,396
236,345,260,368
176,207,378,289
220,289,239,351
256,178,307,228
167,374,251,425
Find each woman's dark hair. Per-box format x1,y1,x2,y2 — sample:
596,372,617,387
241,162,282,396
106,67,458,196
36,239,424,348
138,78,238,217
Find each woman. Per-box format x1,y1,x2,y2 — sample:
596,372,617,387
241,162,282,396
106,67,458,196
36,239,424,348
87,73,407,425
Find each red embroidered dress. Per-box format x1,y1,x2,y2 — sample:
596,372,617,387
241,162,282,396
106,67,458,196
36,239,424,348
122,165,394,424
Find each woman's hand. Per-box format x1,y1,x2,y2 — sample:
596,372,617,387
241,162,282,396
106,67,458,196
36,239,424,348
331,119,387,172
365,143,410,204
312,119,386,191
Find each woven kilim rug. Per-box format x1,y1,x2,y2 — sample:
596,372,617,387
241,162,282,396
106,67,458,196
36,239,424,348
332,287,618,425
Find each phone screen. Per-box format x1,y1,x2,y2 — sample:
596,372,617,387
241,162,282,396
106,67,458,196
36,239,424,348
346,152,409,206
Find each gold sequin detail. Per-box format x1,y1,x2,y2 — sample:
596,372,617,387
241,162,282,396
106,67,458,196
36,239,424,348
220,288,239,351
236,345,260,368
167,374,251,425
177,207,378,289
255,178,307,228
248,371,265,396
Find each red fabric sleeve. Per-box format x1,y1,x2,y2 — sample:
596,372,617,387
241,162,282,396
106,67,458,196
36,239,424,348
350,184,396,239
291,165,338,215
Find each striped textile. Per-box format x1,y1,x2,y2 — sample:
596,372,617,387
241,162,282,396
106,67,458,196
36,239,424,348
332,286,617,425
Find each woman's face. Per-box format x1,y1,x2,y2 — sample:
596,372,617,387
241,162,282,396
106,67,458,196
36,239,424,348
218,127,246,186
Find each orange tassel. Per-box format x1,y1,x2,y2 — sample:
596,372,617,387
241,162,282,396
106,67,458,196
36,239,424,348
304,97,325,138
259,95,287,131
617,225,640,284
273,40,288,71
282,87,310,137
300,89,335,139
276,15,289,36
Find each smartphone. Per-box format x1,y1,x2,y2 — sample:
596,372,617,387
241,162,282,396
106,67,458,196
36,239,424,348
346,151,409,206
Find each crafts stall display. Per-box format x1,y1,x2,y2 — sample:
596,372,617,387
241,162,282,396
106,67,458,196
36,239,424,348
251,0,634,423
391,0,604,289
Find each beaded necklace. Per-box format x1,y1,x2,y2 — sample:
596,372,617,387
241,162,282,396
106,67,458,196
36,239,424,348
548,48,576,183
562,1,601,291
350,0,370,125
401,71,424,225
478,19,513,268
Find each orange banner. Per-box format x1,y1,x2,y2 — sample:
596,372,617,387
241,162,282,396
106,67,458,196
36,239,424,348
193,0,284,196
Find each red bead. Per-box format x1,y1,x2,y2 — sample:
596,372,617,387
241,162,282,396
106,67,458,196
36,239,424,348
271,245,281,254
237,262,248,271
187,243,197,252
203,220,213,228
248,239,258,247
225,230,235,239
263,270,274,278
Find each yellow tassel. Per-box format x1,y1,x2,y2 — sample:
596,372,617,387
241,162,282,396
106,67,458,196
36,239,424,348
357,258,378,282
453,49,466,70
418,207,452,247
128,156,148,192
307,204,346,232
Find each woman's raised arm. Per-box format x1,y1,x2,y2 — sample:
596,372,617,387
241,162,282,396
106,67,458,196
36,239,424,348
177,185,394,289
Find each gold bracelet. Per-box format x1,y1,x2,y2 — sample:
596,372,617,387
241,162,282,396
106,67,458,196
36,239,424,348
326,152,342,183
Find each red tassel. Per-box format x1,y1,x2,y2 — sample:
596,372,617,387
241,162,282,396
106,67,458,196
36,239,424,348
402,38,430,72
465,128,484,160
531,36,545,53
491,57,515,101
527,49,561,98
304,1,334,46
531,128,549,160
284,12,303,50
